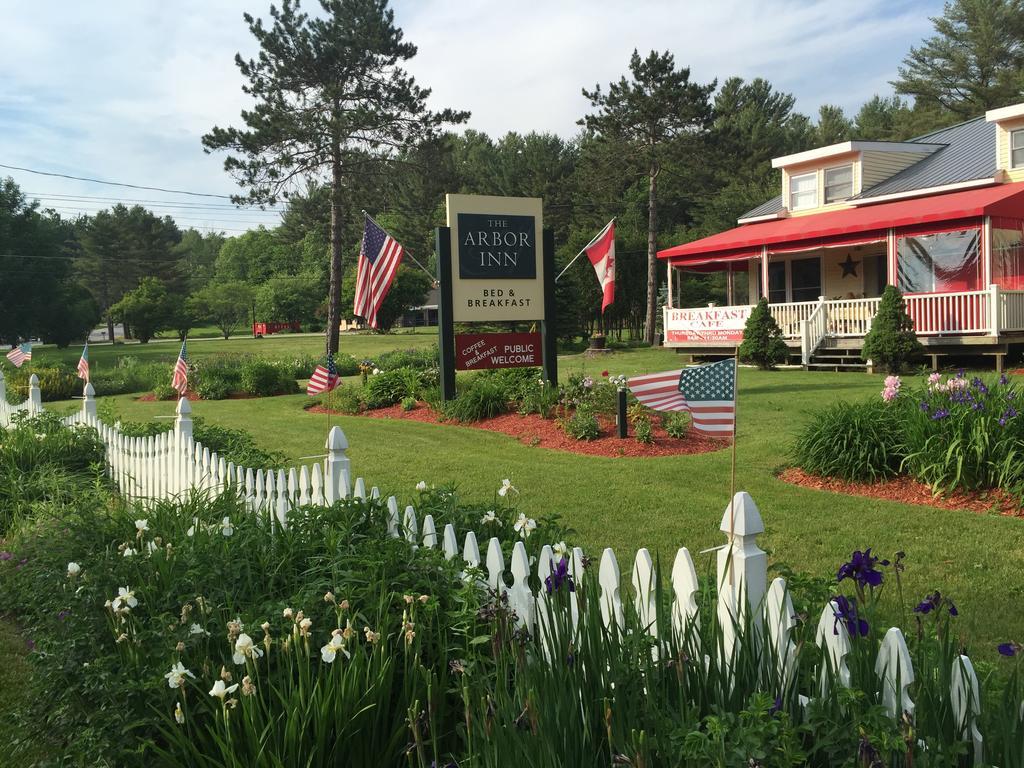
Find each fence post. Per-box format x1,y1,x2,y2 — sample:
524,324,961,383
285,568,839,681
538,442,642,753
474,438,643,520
82,382,97,420
174,398,193,495
716,492,768,634
175,397,193,440
0,369,6,403
325,426,350,504
28,374,42,414
989,283,1001,336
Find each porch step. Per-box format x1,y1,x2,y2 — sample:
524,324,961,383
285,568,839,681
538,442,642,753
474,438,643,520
808,343,867,371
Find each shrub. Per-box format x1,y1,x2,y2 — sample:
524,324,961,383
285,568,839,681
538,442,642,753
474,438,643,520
374,345,439,371
5,365,80,402
401,396,416,412
634,414,654,444
861,285,924,374
115,416,285,469
239,358,299,397
91,358,171,396
364,367,416,409
738,297,788,370
563,403,600,440
663,412,689,438
152,384,179,401
443,377,510,422
792,399,905,482
193,371,234,400
321,384,364,415
518,378,560,418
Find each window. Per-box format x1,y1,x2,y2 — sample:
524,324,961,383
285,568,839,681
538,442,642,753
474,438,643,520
767,262,786,303
896,229,981,293
824,164,853,203
789,172,817,210
790,257,822,302
1012,129,1024,169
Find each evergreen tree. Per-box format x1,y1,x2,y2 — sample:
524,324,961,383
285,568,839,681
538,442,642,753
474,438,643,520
893,0,1024,118
738,298,788,369
203,0,468,356
861,285,925,373
580,49,715,345
814,104,853,145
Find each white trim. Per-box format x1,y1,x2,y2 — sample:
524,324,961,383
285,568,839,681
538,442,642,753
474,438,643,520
985,103,1024,123
850,176,1001,206
771,140,944,169
737,210,787,225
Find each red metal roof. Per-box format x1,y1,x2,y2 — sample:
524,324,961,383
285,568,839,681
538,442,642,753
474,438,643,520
659,182,1024,265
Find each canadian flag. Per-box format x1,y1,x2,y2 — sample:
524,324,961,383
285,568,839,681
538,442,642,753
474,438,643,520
585,220,615,312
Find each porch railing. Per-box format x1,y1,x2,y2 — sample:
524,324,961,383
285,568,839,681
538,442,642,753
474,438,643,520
998,289,1024,332
767,301,819,338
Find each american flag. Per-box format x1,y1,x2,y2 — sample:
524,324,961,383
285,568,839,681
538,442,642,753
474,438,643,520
354,214,404,329
5,343,31,368
171,340,188,395
627,359,736,436
307,353,340,396
77,343,90,382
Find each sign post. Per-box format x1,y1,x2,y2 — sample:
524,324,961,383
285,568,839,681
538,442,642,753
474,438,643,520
437,194,556,400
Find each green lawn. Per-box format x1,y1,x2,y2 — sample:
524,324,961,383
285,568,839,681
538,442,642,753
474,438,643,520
46,339,1024,658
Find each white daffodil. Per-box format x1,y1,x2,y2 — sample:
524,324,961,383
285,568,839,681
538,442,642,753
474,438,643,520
145,541,158,555
164,662,196,689
189,623,208,636
498,478,517,498
553,541,569,559
122,547,137,558
233,633,263,665
220,517,234,537
174,701,185,725
111,586,138,611
186,523,196,537
209,679,239,699
415,481,427,491
66,562,81,578
320,630,350,663
513,513,536,539
372,368,380,375
481,510,501,526
135,519,149,533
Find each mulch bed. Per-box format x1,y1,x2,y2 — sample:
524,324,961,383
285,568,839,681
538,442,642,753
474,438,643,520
778,467,1024,517
308,402,727,458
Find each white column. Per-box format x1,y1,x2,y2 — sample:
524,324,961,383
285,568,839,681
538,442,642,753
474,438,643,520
666,263,674,308
760,247,770,300
716,492,768,642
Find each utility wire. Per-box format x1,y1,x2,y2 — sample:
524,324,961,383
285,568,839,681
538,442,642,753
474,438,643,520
0,163,235,199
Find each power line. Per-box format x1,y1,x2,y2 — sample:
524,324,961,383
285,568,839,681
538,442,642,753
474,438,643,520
0,162,236,199
40,205,281,226
26,192,287,212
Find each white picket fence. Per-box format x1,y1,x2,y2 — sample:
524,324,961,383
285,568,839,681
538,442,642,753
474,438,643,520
0,372,988,760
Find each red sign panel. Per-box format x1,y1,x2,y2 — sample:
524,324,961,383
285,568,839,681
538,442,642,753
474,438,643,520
455,332,541,370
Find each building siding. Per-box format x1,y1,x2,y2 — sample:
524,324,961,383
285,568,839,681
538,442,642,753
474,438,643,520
861,151,933,190
996,117,1024,182
780,153,860,217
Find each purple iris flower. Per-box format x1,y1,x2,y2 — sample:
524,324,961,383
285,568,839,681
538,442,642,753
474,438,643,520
837,548,888,588
57,610,70,622
544,558,575,594
914,590,956,616
932,408,950,420
769,696,783,716
1000,374,1009,386
998,642,1019,657
919,402,929,412
0,552,12,562
832,595,869,638
957,369,966,379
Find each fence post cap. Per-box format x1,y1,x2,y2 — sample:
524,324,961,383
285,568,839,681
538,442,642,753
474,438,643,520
326,425,348,451
720,491,764,536
29,374,39,386
84,382,95,397
176,397,192,416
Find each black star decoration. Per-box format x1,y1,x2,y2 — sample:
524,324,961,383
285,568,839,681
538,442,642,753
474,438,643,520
840,254,859,278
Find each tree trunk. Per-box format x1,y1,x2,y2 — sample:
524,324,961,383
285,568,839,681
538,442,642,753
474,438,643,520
645,161,659,346
106,314,115,343
326,150,344,356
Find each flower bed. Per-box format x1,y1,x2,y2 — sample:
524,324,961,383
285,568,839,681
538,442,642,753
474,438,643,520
793,371,1024,504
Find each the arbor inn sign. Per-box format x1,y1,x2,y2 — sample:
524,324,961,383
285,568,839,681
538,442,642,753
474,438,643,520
436,194,557,399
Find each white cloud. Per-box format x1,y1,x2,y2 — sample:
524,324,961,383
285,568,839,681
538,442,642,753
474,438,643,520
0,0,935,229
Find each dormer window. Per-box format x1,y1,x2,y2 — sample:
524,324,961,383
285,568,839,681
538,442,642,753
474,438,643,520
824,164,853,203
789,172,817,210
1012,129,1024,168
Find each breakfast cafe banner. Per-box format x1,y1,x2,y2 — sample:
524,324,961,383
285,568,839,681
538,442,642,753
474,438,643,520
663,305,754,345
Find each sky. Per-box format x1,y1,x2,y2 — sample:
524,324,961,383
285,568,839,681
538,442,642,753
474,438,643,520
0,0,942,233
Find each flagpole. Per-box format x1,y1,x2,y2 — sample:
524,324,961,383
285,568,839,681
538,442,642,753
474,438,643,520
554,218,616,283
361,210,435,281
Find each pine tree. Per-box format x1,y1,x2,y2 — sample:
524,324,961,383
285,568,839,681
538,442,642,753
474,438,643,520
203,0,468,355
738,298,788,369
861,286,925,373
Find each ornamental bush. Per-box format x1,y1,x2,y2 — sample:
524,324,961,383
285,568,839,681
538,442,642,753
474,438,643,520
792,399,906,482
861,285,924,373
738,297,788,370
563,403,600,440
239,358,300,397
443,376,510,422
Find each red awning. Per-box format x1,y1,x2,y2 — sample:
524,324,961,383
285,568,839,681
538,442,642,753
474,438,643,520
659,182,1024,266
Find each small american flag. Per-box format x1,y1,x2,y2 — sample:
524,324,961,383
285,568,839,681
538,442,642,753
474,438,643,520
354,213,404,329
77,343,90,382
627,359,736,436
307,353,340,396
171,340,188,395
5,343,32,368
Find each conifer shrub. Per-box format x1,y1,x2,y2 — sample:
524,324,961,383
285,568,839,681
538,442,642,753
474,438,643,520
738,298,788,369
861,285,924,373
